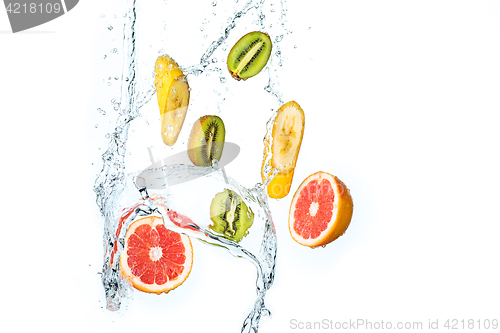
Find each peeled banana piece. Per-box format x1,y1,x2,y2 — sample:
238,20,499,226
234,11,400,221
262,101,305,199
154,55,190,146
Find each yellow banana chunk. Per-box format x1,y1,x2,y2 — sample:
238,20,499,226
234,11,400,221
262,101,305,199
154,55,190,146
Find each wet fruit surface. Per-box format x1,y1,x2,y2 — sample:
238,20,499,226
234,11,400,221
262,101,305,198
188,115,226,166
209,189,254,243
120,216,193,294
293,178,334,239
289,171,353,248
154,55,190,146
227,31,272,80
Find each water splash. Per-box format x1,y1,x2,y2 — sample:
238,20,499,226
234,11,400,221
100,164,277,332
94,0,290,330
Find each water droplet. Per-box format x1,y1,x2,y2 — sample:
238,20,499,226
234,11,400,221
200,26,205,32
113,14,117,18
98,108,106,115
212,0,217,5
111,48,118,53
100,14,105,18
107,82,111,86
220,77,226,83
294,45,297,49
114,76,119,80
111,98,116,103
177,113,183,117
167,126,173,131
107,25,113,31
203,34,208,39
261,308,271,318
94,124,98,128
105,133,110,139
270,9,275,12
103,55,107,59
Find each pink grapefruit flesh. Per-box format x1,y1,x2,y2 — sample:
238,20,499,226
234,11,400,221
289,171,353,248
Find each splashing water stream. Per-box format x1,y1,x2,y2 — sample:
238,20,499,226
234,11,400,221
94,0,290,331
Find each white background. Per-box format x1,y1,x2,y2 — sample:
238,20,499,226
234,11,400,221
1,0,500,332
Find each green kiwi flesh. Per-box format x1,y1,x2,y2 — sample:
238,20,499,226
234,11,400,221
227,31,272,80
209,189,254,243
189,115,226,167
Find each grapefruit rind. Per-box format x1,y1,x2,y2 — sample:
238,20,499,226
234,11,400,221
120,216,193,294
289,171,353,248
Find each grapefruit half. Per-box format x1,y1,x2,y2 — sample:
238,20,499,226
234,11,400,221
120,215,193,294
289,171,353,248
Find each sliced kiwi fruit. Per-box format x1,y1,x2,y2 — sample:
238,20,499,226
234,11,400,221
187,115,226,167
227,31,272,80
209,189,254,243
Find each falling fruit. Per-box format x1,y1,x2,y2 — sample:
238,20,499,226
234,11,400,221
154,54,190,146
289,171,353,248
120,215,193,294
262,101,305,198
187,115,226,167
227,31,272,80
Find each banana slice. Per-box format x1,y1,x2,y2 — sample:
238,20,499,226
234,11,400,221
262,101,305,199
154,55,190,146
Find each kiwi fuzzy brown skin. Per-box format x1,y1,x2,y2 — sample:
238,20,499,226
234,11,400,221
227,31,273,81
187,115,226,167
209,189,254,243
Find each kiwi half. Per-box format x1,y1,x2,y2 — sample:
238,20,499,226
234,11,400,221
187,115,226,167
209,189,254,243
227,31,272,80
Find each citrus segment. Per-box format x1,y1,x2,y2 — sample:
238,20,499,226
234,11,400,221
289,171,353,248
120,215,193,294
